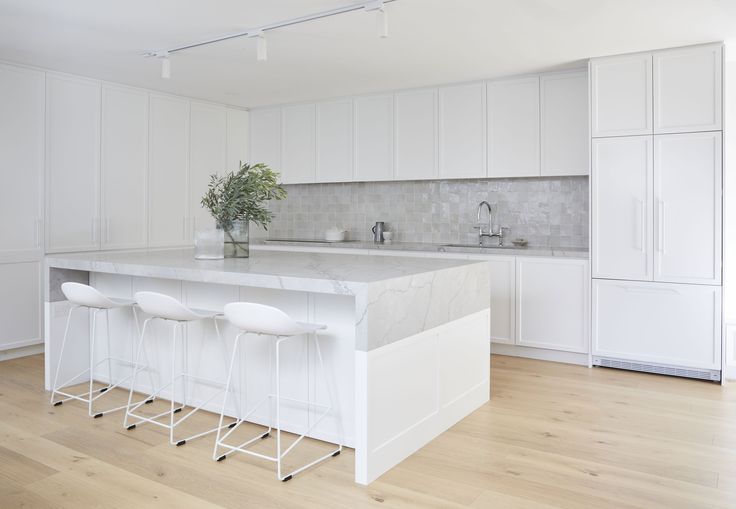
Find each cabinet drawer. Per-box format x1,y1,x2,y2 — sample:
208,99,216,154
592,279,721,369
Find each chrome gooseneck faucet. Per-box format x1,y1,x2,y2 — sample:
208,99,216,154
475,201,508,246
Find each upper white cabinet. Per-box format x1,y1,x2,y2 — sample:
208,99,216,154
591,53,653,137
541,71,588,176
148,95,190,247
189,102,227,232
354,95,393,181
487,77,540,178
0,65,44,259
101,85,149,250
654,132,721,284
438,83,486,179
281,104,316,184
226,109,249,171
249,107,281,171
592,136,653,281
46,74,101,253
394,89,437,181
653,44,722,134
516,257,589,353
316,100,353,182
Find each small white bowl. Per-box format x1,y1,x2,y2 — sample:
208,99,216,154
382,231,393,242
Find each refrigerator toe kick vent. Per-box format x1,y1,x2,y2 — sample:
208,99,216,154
592,357,720,382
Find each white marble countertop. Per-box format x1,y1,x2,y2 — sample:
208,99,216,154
251,239,589,259
46,247,485,294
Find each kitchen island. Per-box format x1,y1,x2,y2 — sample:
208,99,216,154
44,248,491,484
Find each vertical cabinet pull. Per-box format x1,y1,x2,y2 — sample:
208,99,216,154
657,200,666,253
35,219,42,249
634,199,644,251
106,219,111,244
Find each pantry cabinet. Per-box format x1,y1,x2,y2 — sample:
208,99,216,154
46,74,101,253
189,102,227,232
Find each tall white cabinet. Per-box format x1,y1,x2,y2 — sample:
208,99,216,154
0,64,45,351
590,43,724,380
189,102,227,232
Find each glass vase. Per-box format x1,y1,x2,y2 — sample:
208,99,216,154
194,227,224,259
223,220,249,258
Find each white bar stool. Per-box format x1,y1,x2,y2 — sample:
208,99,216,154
50,282,143,418
213,302,343,482
124,291,235,447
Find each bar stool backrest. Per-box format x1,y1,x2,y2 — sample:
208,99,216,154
224,302,304,337
134,291,203,322
61,282,117,309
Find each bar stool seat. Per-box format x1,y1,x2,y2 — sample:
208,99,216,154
214,302,343,482
124,291,235,447
50,282,142,418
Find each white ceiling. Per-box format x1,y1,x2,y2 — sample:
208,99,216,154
1,0,735,108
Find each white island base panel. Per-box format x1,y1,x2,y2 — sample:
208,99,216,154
44,250,491,485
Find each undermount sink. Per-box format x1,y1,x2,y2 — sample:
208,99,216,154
440,243,522,249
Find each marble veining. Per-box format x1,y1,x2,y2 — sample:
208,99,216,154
46,248,491,351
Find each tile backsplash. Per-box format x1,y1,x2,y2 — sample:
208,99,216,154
265,176,589,248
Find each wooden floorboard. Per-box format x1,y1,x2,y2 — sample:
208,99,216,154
1,353,734,508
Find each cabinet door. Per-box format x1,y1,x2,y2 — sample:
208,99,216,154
0,65,44,259
354,94,393,181
592,279,721,370
439,83,486,179
591,53,653,137
487,256,515,344
190,102,227,232
46,74,101,253
654,44,722,134
516,257,589,353
591,136,653,281
226,108,249,171
101,85,149,250
654,132,722,284
148,95,189,247
0,261,41,351
541,71,589,176
487,77,540,177
316,100,353,182
249,107,281,171
281,104,316,184
394,89,437,180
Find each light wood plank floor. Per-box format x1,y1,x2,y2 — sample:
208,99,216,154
1,354,736,508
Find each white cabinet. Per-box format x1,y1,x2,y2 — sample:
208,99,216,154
516,257,589,353
226,108,249,171
654,44,722,134
189,102,227,232
592,136,653,281
591,53,653,137
354,95,393,181
541,71,589,176
0,64,44,259
487,77,540,177
592,279,721,370
316,100,353,182
281,104,316,184
487,256,516,344
148,94,190,247
438,83,486,179
45,74,101,253
653,132,722,284
394,89,437,180
0,261,41,350
100,85,149,250
249,107,281,171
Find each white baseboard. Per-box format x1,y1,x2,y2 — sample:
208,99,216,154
0,342,44,362
491,342,589,366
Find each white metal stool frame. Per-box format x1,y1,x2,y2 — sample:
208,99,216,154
50,282,152,418
124,292,237,447
213,302,344,482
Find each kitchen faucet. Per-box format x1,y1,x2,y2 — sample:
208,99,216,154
475,201,508,246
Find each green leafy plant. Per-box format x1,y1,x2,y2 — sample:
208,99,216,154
201,162,286,231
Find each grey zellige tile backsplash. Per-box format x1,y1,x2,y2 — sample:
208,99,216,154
266,176,589,249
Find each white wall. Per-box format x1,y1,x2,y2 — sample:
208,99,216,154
723,57,736,377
